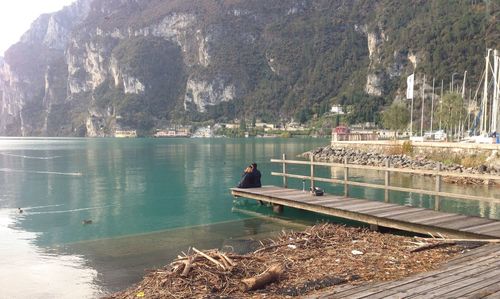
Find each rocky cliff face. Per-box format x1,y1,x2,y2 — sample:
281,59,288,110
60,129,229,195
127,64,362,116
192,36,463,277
0,0,497,136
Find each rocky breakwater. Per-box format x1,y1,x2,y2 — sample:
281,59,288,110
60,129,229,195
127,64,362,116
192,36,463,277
302,146,500,185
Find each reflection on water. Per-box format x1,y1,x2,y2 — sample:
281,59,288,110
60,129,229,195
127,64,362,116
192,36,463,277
0,137,328,296
0,209,101,299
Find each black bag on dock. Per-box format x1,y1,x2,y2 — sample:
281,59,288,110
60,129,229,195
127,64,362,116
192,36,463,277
311,187,324,196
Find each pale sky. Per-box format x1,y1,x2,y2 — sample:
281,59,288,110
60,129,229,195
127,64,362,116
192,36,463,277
0,0,76,56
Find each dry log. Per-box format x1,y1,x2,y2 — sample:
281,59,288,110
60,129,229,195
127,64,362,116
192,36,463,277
410,241,456,253
253,239,307,254
219,252,236,267
192,247,226,270
240,264,283,291
415,237,500,243
181,256,193,277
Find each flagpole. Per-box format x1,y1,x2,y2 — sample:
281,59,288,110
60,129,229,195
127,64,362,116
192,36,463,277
431,78,435,132
410,97,414,137
408,74,414,137
421,75,426,137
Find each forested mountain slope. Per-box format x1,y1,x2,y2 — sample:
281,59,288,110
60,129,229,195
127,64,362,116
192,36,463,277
0,0,497,136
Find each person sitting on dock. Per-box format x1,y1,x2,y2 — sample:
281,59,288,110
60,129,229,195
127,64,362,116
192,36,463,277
237,163,261,188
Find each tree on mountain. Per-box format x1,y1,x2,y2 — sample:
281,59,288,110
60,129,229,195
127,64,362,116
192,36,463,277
382,102,410,139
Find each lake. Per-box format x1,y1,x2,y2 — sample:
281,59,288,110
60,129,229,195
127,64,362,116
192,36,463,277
1,137,499,298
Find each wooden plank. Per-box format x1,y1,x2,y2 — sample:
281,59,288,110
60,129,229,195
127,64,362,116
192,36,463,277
259,189,302,196
480,284,500,299
365,206,410,217
277,193,319,201
328,249,500,299
390,210,443,222
406,211,461,224
442,245,500,267
387,209,442,221
348,259,500,299
372,207,425,218
300,198,357,208
332,201,390,213
299,196,345,205
436,274,500,298
408,267,500,298
463,221,500,233
368,251,500,298
354,202,400,212
321,199,365,208
347,202,390,212
420,214,470,226
481,228,500,238
438,217,494,230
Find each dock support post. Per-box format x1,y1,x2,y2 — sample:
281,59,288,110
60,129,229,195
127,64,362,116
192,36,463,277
435,162,441,211
310,154,315,191
369,224,379,232
272,204,284,214
344,157,349,197
282,153,287,188
385,159,390,203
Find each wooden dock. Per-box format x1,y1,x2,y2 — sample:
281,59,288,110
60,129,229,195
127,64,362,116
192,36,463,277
308,244,500,298
231,186,500,239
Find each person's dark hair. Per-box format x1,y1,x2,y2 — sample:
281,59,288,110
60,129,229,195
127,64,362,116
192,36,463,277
252,163,257,169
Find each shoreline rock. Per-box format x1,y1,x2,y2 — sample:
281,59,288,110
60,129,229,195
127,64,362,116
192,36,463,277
302,145,498,185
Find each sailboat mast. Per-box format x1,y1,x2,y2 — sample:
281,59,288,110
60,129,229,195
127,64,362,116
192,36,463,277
439,80,443,131
482,50,491,135
493,49,499,133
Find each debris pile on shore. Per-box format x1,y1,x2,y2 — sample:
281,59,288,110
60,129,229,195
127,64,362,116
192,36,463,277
303,146,496,185
106,224,468,299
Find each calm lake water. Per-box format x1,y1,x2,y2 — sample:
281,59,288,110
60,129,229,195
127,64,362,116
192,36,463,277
1,137,499,298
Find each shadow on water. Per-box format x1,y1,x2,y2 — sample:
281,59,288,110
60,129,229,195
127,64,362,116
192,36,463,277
63,215,310,293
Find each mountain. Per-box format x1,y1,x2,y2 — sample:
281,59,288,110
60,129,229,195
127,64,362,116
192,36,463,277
0,0,498,136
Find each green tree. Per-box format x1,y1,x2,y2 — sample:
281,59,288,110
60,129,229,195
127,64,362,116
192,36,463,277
239,119,247,131
382,102,410,139
436,92,466,137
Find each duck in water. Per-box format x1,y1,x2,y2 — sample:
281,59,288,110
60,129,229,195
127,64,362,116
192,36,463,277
18,208,23,214
82,219,93,225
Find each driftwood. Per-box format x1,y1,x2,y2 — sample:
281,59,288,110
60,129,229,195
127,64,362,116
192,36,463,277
180,256,193,277
192,247,227,270
410,241,457,253
409,236,500,253
107,223,470,299
240,264,284,291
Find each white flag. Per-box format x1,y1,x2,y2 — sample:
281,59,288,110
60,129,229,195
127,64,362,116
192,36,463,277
406,74,414,99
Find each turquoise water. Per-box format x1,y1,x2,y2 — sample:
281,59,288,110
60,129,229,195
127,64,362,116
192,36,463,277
1,137,500,298
0,137,328,297
0,138,328,245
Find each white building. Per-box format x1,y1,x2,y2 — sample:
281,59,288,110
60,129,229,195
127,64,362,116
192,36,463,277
331,105,345,114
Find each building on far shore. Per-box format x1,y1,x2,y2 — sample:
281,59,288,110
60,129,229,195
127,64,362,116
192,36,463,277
115,130,137,138
377,129,410,139
332,126,378,142
154,128,190,137
254,122,276,132
285,122,307,131
330,105,345,115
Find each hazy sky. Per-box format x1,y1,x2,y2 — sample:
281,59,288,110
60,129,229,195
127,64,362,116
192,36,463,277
0,0,76,55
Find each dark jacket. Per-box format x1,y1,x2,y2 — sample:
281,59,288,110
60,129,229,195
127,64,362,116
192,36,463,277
237,168,262,188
